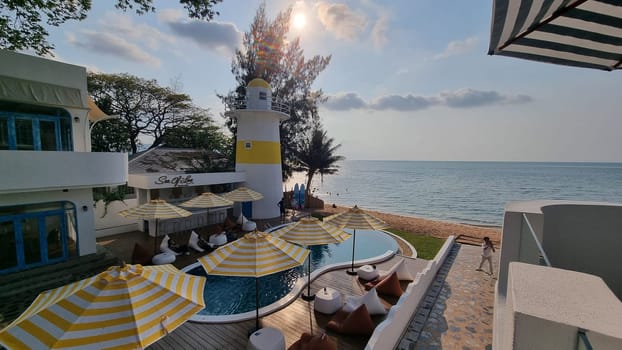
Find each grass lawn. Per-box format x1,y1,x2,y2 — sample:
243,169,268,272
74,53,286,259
387,228,445,260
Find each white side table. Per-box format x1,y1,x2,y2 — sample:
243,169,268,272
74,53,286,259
247,327,285,350
357,265,379,281
314,287,342,314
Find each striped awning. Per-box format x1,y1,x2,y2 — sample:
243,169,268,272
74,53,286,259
324,205,389,230
489,0,622,71
0,264,206,350
198,231,309,278
181,192,234,209
222,186,264,202
272,216,351,246
119,199,192,219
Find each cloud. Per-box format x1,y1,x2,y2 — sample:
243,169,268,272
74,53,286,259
315,2,368,40
434,37,479,59
324,92,368,110
440,89,533,108
370,94,438,111
100,13,176,50
371,14,388,48
68,31,160,67
322,89,533,111
159,10,242,56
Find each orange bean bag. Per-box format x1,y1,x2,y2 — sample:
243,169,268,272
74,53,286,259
131,243,152,266
287,332,337,350
375,271,403,297
326,304,375,336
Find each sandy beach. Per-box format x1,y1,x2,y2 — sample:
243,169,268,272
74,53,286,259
311,204,501,244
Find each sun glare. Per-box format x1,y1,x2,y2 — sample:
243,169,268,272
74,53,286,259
293,13,306,29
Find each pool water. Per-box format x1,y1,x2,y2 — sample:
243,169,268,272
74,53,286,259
186,229,398,316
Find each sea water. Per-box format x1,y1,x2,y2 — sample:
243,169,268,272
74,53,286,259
285,161,622,226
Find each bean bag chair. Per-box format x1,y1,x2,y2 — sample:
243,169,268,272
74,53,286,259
287,332,337,350
343,287,387,315
131,243,152,265
326,304,375,336
375,271,403,297
364,259,414,290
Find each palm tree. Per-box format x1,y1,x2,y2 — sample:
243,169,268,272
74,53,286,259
294,126,345,196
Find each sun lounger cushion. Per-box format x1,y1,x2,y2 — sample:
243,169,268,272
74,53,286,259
287,332,337,350
343,288,387,315
326,304,375,336
131,243,152,265
375,272,403,297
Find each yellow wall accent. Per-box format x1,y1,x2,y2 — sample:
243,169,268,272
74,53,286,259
236,140,281,164
248,78,271,89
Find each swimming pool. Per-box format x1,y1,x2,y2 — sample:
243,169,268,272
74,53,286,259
183,229,398,320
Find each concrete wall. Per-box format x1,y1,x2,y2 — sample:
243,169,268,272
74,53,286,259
0,189,98,256
503,262,622,350
94,198,139,237
540,204,622,299
366,236,455,350
0,151,127,194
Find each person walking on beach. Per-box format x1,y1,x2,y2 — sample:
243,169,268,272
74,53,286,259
476,237,496,276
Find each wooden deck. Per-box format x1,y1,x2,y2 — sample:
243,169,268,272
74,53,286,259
145,256,427,350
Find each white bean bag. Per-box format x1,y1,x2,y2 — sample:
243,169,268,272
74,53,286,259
242,220,257,231
237,213,248,225
342,288,387,315
379,259,414,281
209,232,227,246
159,235,180,256
188,231,204,252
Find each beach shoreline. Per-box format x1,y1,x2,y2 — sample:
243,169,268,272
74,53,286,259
309,204,502,244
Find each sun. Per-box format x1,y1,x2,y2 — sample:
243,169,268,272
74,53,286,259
292,13,306,29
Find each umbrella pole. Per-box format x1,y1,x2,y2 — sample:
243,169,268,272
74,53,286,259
346,229,358,275
154,218,159,255
302,253,315,301
255,277,260,331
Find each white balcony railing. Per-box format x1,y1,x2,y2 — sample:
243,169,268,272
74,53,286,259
224,97,290,114
0,150,128,194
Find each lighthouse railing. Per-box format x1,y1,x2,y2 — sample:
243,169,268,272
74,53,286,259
224,97,290,114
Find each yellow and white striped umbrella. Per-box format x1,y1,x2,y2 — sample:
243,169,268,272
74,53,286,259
272,216,351,300
0,264,206,350
118,199,192,220
324,206,389,275
272,216,351,246
323,205,388,230
199,231,309,278
181,192,233,209
199,231,309,330
222,186,264,202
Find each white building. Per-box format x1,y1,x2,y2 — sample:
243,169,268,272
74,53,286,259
0,50,127,275
95,147,245,237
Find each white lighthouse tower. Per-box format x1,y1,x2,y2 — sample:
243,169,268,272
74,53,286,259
226,78,290,219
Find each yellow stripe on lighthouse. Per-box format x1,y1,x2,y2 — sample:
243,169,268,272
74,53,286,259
236,140,281,164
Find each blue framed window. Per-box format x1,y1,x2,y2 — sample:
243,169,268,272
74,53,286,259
0,110,72,151
0,202,78,274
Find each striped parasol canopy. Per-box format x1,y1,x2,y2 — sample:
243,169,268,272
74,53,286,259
272,216,351,246
181,192,234,209
222,186,264,202
324,205,388,230
198,231,309,331
0,264,206,350
119,199,192,254
489,0,622,71
272,216,351,300
119,199,192,220
324,205,389,275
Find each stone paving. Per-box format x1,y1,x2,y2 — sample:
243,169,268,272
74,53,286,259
398,243,497,350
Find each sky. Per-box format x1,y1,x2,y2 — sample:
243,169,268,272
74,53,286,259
39,0,622,162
